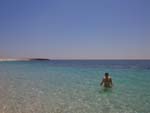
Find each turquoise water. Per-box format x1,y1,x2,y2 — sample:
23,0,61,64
0,60,150,113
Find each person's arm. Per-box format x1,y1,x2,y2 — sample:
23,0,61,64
110,78,113,86
100,78,104,86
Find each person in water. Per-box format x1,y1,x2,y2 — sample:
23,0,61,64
100,73,113,88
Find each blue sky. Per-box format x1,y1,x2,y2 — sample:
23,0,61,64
0,0,149,59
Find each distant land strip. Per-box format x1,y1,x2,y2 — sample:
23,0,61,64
0,58,50,61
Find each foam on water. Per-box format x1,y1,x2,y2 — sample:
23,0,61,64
0,60,150,113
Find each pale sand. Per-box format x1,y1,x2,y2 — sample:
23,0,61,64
0,58,30,61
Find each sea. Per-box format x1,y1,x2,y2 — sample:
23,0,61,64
0,60,150,113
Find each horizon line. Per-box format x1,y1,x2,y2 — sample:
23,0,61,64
0,57,150,61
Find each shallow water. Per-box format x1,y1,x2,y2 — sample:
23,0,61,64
0,60,150,113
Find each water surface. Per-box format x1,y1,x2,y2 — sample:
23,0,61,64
0,60,150,113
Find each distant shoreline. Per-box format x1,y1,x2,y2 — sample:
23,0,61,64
0,58,50,62
0,59,29,61
0,58,150,62
29,58,50,61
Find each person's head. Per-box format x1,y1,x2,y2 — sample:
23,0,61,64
105,72,109,77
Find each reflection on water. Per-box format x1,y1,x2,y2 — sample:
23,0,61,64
99,87,113,94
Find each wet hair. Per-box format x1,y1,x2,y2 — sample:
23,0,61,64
105,73,109,76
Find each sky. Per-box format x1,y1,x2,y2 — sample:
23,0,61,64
0,0,150,59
